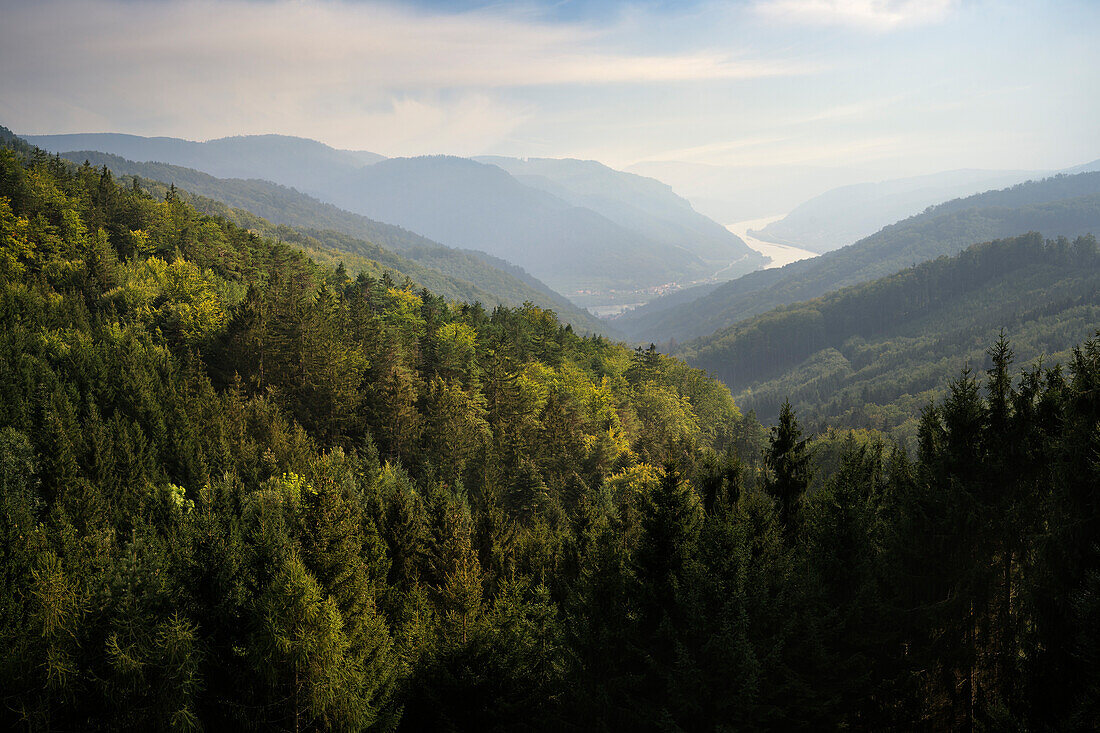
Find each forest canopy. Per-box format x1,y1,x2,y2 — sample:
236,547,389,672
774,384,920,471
1,136,1098,731
678,231,1100,441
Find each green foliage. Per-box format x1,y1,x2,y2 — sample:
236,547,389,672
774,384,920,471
621,170,1100,343
682,232,1100,443
61,150,614,336
763,400,812,536
2,132,1099,731
13,137,752,729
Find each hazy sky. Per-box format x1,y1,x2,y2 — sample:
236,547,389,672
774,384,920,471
1,0,1096,174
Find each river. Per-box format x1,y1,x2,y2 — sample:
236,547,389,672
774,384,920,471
725,215,818,270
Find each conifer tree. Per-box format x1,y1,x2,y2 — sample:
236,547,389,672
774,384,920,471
252,553,367,732
763,400,811,538
433,501,483,646
299,463,397,720
627,458,700,724
801,439,889,726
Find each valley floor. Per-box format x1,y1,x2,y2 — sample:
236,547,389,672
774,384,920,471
578,215,813,320
726,215,818,269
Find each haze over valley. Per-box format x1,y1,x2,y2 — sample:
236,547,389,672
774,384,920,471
3,0,1100,730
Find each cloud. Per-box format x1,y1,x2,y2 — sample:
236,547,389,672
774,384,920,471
330,94,535,157
792,94,907,124
644,135,793,164
636,132,908,167
0,0,812,152
753,0,958,31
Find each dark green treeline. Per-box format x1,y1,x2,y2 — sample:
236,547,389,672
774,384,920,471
0,141,1098,730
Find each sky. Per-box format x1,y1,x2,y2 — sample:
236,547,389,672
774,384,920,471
1,0,1097,177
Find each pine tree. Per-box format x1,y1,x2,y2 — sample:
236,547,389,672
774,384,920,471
627,458,700,725
379,464,426,605
252,552,367,732
801,438,889,726
299,463,397,722
763,400,811,538
434,502,483,645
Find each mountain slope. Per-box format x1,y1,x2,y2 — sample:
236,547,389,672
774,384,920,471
0,135,752,730
474,156,761,267
617,172,1100,343
7,126,1100,733
320,155,714,295
1062,158,1100,174
677,232,1100,440
28,132,737,298
753,168,1038,253
59,150,613,335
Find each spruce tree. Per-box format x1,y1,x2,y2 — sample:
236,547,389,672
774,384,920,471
763,400,811,539
299,466,397,720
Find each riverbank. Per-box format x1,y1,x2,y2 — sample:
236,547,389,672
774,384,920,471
725,215,818,269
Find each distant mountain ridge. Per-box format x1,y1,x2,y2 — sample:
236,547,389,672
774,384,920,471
56,149,614,336
474,156,751,264
616,171,1100,343
625,160,877,224
23,132,384,196
26,132,762,299
753,168,1040,253
1061,158,1100,175
752,159,1100,255
320,154,713,295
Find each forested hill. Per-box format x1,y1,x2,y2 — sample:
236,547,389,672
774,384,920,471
3,134,1100,731
0,137,734,729
316,154,720,295
56,149,613,336
918,170,1100,217
473,155,754,264
678,232,1100,440
753,167,1037,254
618,170,1100,343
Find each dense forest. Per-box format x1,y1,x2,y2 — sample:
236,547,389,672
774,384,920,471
1,137,1099,731
678,231,1100,439
50,148,612,336
617,171,1100,343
